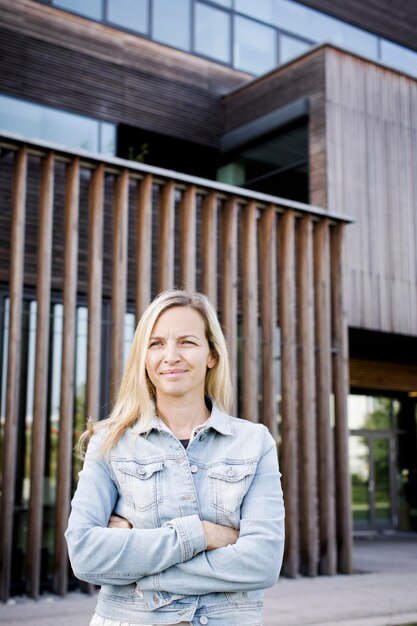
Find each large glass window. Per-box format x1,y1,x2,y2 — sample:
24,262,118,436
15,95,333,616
0,94,116,155
234,15,276,74
152,0,191,50
46,0,417,79
235,0,279,25
195,2,231,63
381,39,417,76
53,0,102,20
107,0,149,34
280,34,311,64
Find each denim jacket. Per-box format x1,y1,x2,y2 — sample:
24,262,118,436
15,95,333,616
65,401,285,626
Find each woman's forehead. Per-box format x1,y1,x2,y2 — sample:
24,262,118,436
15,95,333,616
151,306,206,334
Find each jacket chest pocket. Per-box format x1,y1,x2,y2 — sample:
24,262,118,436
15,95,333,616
208,462,255,515
117,461,164,511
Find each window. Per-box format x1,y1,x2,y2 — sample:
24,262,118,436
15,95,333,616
234,15,277,74
195,2,231,63
381,39,417,77
0,94,116,155
153,0,191,50
107,0,149,34
280,34,310,64
235,0,279,25
53,0,102,20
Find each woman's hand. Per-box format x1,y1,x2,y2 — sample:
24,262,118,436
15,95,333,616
108,514,132,529
201,520,239,550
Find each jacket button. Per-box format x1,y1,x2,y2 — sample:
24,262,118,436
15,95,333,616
153,593,160,605
226,467,235,477
137,467,146,475
175,456,185,464
190,464,198,473
199,616,209,624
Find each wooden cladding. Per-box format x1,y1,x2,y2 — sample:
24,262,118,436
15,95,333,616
0,135,351,599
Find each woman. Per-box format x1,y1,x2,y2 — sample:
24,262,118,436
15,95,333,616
65,290,285,626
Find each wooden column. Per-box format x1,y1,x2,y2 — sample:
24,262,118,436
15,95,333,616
110,170,129,400
0,147,27,602
28,151,55,598
314,219,337,575
297,215,318,576
221,198,238,413
86,164,104,424
158,180,175,292
331,222,353,574
180,185,196,292
136,174,153,320
201,191,218,306
259,205,277,437
53,157,80,596
278,210,299,577
242,201,258,422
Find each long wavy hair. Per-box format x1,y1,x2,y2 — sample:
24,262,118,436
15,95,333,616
77,290,234,457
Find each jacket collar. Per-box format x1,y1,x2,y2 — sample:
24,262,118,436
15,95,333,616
137,398,233,437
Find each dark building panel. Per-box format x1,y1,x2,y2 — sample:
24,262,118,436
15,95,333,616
298,0,417,52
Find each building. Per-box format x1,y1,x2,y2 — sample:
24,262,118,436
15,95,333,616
0,0,416,601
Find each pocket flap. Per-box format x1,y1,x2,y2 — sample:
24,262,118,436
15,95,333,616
118,460,164,480
208,462,255,482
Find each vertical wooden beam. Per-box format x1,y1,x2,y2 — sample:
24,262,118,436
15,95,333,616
201,191,218,306
221,198,238,413
314,219,337,575
86,164,105,425
158,180,175,292
242,201,258,422
259,205,277,437
278,210,299,577
110,170,129,400
331,222,353,574
28,151,55,598
136,174,153,319
0,147,27,602
180,185,196,292
297,215,318,576
53,157,80,595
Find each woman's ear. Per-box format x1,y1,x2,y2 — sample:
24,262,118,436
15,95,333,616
207,353,217,370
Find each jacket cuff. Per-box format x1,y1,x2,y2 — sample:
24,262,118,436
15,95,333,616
169,514,207,561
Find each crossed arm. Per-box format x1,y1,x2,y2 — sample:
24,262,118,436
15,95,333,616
66,430,284,593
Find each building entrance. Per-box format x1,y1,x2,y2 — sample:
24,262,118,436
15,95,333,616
349,431,397,529
348,394,417,533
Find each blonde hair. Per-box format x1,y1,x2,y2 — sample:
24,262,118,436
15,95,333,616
78,290,233,457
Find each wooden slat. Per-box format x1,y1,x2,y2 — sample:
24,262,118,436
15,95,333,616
221,197,238,413
259,205,277,437
313,219,337,575
28,151,54,598
331,223,353,574
180,185,196,292
242,201,258,422
86,164,104,424
110,170,129,399
297,215,318,576
135,174,153,319
53,157,80,595
201,191,218,306
0,147,27,602
158,180,175,292
278,210,299,577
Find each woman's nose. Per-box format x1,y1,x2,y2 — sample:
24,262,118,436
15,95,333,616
163,342,180,363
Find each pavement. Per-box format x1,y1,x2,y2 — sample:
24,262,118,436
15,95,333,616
1,535,417,626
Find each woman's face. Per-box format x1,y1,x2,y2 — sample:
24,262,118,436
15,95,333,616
145,306,216,403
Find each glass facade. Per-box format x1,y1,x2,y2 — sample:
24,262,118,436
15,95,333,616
0,94,116,155
44,0,417,78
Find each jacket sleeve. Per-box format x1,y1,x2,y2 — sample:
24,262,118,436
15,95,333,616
65,433,206,586
138,427,285,595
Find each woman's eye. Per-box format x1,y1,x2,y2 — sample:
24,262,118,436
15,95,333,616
149,341,161,348
182,339,195,345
